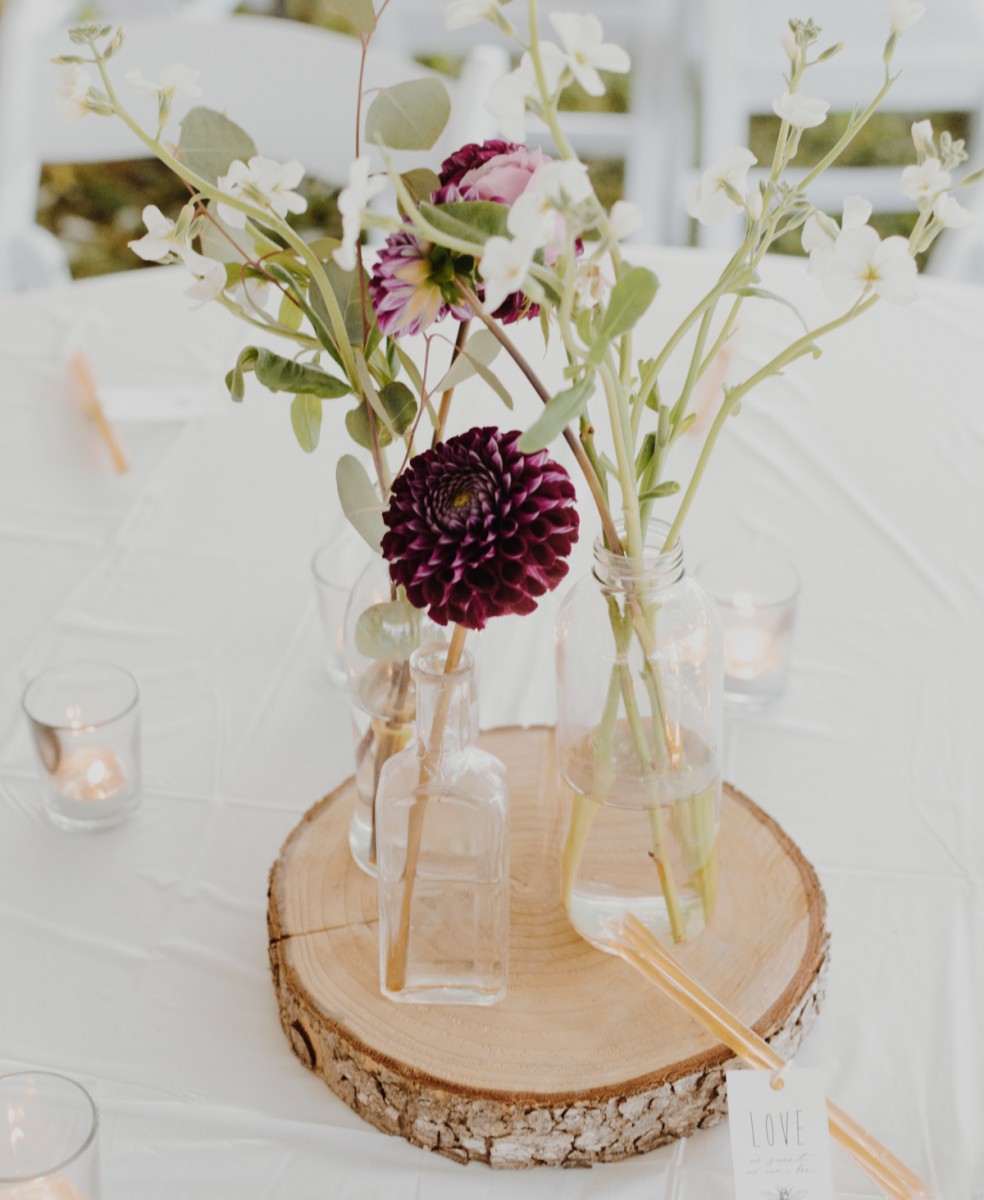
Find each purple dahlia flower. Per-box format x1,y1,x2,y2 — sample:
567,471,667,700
381,427,580,630
369,184,476,338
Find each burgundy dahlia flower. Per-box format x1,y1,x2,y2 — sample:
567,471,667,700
381,427,580,630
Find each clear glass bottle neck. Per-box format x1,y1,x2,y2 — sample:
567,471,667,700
593,521,685,593
411,643,478,756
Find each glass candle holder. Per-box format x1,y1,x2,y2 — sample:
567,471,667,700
696,550,800,707
22,662,141,831
0,1071,100,1198
311,531,373,689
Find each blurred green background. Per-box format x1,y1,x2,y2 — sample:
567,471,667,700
34,1,969,277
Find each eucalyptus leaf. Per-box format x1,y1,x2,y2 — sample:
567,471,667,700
466,354,514,410
278,290,304,333
433,330,501,392
319,0,375,33
597,267,659,341
345,382,417,449
177,106,257,186
314,260,371,347
224,345,351,400
355,600,423,660
336,454,385,553
290,394,322,452
418,200,508,245
365,78,450,151
402,169,441,203
518,377,594,453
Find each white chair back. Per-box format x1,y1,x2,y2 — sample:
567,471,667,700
682,0,984,250
0,8,501,290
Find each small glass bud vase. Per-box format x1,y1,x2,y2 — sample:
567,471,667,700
555,522,723,951
343,557,448,876
375,643,509,1006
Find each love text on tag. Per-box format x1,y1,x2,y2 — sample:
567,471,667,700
726,1067,834,1200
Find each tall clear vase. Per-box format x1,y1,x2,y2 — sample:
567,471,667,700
375,643,509,1005
555,522,723,951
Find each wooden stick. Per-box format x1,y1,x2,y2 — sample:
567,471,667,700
70,351,129,474
384,624,468,993
607,915,934,1200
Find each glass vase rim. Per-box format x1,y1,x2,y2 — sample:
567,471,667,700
592,519,684,583
22,661,140,731
410,641,475,680
0,1070,99,1183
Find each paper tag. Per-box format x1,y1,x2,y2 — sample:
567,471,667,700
727,1068,834,1200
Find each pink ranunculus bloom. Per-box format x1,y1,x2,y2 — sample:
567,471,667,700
440,140,550,205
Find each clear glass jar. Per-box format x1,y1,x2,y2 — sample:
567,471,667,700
555,522,723,950
343,557,448,876
375,643,508,1005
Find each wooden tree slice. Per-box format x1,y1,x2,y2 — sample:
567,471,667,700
268,726,828,1169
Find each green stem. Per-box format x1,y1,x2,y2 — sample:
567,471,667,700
90,45,357,383
663,293,878,551
615,653,686,943
457,282,624,555
796,74,896,195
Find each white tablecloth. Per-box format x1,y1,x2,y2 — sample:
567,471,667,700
1,249,981,1197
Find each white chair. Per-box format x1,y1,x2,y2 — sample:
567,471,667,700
680,0,984,249
0,7,502,291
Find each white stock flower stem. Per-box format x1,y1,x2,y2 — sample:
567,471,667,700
86,33,357,384
456,280,624,556
662,293,877,552
796,73,896,196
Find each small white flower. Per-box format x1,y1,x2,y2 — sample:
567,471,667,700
506,161,593,249
183,252,228,304
824,226,917,304
129,204,188,262
890,0,926,34
801,196,871,275
445,0,500,29
609,199,643,240
532,159,593,206
334,156,387,271
772,91,829,129
780,27,800,63
549,12,630,97
480,235,535,314
745,188,764,222
125,63,202,102
933,192,976,229
686,147,757,226
217,156,308,230
485,45,566,141
507,190,558,246
573,261,612,308
911,119,934,157
900,158,952,208
55,63,94,123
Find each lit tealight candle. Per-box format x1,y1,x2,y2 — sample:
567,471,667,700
51,745,126,803
722,626,782,682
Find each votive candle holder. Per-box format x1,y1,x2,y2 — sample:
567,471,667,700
696,550,800,706
0,1071,100,1198
22,662,141,831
